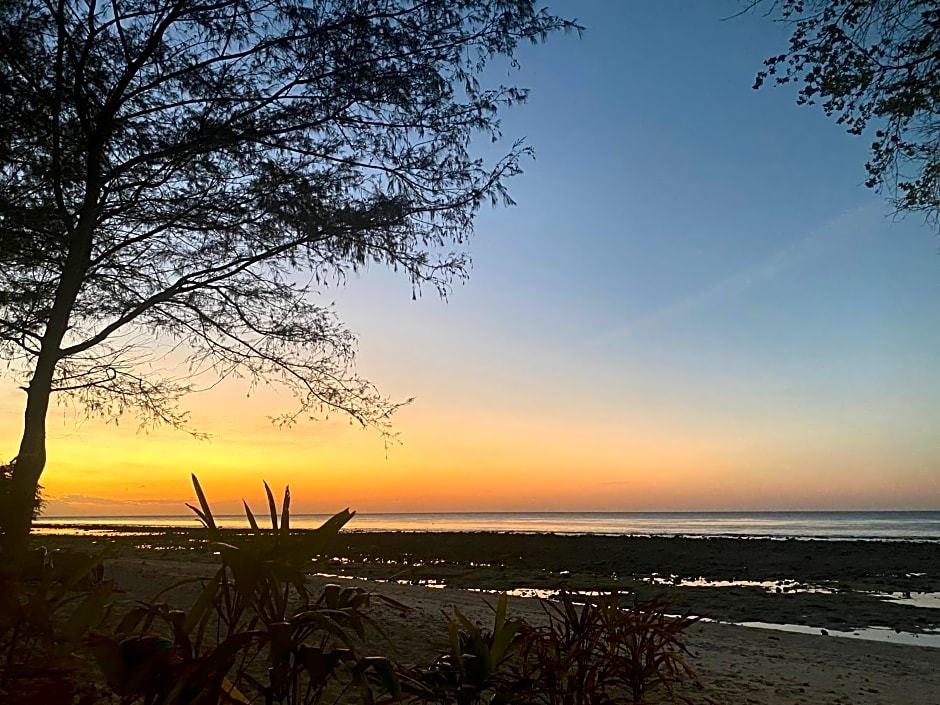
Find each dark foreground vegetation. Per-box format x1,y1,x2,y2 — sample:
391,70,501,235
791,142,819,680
0,477,709,705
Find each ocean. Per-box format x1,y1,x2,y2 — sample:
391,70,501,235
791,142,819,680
35,510,940,541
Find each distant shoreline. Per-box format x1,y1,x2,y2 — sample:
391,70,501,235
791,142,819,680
33,508,940,542
32,523,940,543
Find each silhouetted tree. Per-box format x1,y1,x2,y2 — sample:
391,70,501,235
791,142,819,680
0,0,578,562
754,0,940,225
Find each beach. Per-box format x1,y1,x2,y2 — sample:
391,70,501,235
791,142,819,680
33,530,940,704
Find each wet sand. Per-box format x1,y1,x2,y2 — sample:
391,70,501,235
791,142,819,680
320,532,940,633
97,556,940,705
34,530,940,704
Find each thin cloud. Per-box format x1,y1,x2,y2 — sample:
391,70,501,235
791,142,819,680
42,494,188,512
590,204,880,349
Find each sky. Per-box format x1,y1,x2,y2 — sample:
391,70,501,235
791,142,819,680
4,0,940,516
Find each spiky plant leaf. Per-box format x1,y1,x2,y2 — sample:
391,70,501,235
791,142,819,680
280,486,290,537
190,474,217,533
243,500,259,531
263,481,278,532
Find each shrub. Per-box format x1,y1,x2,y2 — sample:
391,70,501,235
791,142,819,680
398,593,523,705
514,592,702,705
88,474,399,705
2,471,709,705
0,546,113,704
400,591,704,705
0,461,43,538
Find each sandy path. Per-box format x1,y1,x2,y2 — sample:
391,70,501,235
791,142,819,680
105,558,940,705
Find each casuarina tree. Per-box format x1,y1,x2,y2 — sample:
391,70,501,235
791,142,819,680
754,0,940,228
0,0,578,563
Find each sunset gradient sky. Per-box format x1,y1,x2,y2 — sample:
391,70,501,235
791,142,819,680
4,1,939,516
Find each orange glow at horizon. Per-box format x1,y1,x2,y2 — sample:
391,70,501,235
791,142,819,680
3,380,935,517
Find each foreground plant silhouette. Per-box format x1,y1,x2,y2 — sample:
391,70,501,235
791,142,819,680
88,474,399,705
4,474,707,704
514,592,703,705
0,544,112,703
86,476,709,704
400,591,705,705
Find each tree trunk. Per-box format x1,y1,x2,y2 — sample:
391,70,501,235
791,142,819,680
1,356,56,567
1,85,100,565
1,205,96,565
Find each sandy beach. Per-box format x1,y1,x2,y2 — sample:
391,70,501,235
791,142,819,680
32,530,940,704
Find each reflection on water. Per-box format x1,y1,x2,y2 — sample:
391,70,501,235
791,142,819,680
311,573,446,588
469,587,610,600
736,621,940,648
644,573,835,594
497,587,560,599
309,573,940,649
31,527,157,537
640,575,940,609
880,592,940,609
395,579,446,589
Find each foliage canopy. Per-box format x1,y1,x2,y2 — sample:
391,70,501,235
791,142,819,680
0,0,577,433
755,0,940,225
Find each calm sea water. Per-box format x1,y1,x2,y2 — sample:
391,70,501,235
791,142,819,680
36,511,940,541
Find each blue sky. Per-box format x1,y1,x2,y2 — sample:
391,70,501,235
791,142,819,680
342,4,940,401
321,1,940,508
24,0,940,514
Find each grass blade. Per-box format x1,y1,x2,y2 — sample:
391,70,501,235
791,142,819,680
182,567,223,633
280,486,290,537
495,592,508,629
243,500,259,531
186,503,210,528
264,481,279,532
191,474,217,532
